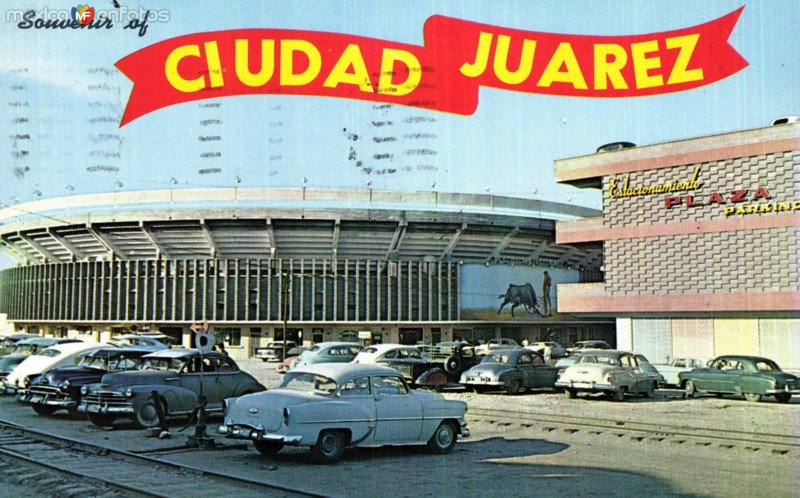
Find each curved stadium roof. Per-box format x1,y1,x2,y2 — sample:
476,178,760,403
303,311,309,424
0,188,602,271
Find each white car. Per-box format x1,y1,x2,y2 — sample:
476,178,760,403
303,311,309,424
2,341,102,395
527,341,567,358
352,344,422,364
654,357,711,387
474,338,520,356
255,341,298,362
219,363,469,464
555,350,662,401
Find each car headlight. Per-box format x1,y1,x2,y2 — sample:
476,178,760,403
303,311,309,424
125,388,134,398
81,386,89,395
59,380,71,389
22,377,32,388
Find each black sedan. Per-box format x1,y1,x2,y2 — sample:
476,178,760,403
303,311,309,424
19,347,152,416
78,349,266,429
460,349,559,394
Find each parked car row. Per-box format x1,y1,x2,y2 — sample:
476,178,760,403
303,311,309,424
3,334,469,465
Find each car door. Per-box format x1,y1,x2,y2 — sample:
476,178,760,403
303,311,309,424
372,375,423,444
529,353,556,387
515,352,535,387
699,359,734,392
337,376,376,442
180,355,221,409
618,355,637,391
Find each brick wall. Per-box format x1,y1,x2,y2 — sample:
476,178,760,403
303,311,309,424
605,227,799,295
603,150,798,228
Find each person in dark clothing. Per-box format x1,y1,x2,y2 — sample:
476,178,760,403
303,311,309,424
542,271,552,316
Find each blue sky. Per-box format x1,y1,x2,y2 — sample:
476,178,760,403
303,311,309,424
0,1,797,262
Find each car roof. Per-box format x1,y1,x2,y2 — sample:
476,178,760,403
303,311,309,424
716,355,773,363
18,337,68,346
88,347,152,358
290,362,400,379
313,342,361,348
362,343,413,352
488,348,530,357
143,348,224,359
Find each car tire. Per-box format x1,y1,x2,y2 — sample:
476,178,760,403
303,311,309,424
611,387,626,402
134,400,162,429
472,386,489,394
744,393,762,403
774,393,792,404
427,421,457,455
253,440,284,456
713,393,725,398
87,413,116,429
310,430,347,464
505,379,522,395
444,356,462,375
32,404,58,416
684,380,696,399
565,389,577,399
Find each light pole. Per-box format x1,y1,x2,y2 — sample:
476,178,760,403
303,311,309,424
281,271,290,359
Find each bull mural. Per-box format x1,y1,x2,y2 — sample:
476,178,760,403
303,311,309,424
497,283,546,317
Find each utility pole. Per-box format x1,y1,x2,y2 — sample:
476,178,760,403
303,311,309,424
281,271,290,359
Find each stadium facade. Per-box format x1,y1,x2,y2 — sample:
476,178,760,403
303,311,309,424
554,122,800,370
0,188,612,359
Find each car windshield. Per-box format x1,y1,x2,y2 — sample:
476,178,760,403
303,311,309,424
278,372,337,395
141,357,185,372
578,354,620,366
12,343,37,354
483,353,511,364
33,348,60,358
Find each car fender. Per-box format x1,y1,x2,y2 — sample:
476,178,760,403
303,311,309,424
230,376,267,397
129,385,197,414
737,375,770,395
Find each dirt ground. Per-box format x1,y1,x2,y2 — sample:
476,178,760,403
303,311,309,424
0,359,796,497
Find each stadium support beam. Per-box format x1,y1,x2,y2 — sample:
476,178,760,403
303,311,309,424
331,218,341,260
0,239,29,265
86,224,124,260
16,231,60,263
578,249,601,269
555,247,578,266
439,223,467,261
385,220,407,260
46,228,83,261
266,219,276,259
524,240,551,264
199,219,217,259
485,226,519,263
139,221,169,259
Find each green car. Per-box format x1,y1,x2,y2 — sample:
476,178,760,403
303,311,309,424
678,355,799,403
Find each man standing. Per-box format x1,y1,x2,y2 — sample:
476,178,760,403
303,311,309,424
542,271,552,316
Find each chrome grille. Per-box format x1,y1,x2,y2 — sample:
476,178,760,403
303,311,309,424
83,390,128,406
28,385,64,397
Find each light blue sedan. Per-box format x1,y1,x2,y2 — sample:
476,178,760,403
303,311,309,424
289,342,362,370
219,363,470,463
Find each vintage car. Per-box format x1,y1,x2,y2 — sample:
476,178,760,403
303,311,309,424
218,363,469,464
414,341,482,389
277,354,303,374
19,347,152,416
353,343,434,385
255,341,298,362
2,341,100,395
654,357,711,387
78,349,265,428
566,340,612,354
473,338,520,356
0,333,38,355
460,349,559,394
555,350,662,401
527,341,567,359
678,355,799,403
0,337,82,382
290,342,362,370
109,334,174,351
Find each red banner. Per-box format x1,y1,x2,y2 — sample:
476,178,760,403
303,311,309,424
116,8,747,126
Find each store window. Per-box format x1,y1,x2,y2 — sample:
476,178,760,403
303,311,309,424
214,327,241,347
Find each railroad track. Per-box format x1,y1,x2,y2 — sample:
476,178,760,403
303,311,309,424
0,418,326,498
468,407,799,456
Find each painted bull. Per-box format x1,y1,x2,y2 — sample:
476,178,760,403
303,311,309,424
497,283,538,317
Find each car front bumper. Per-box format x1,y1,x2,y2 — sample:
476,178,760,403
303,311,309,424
462,378,503,386
77,402,135,415
18,390,77,409
217,424,303,445
555,380,615,392
459,420,471,438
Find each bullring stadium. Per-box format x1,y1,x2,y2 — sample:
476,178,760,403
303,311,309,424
0,187,614,359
